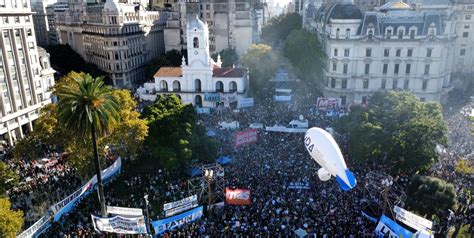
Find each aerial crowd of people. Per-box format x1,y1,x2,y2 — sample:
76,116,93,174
3,87,472,237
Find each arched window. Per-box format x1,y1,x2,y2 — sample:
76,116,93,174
336,28,340,39
346,28,350,39
172,80,181,92
195,79,201,92
368,29,374,40
160,80,168,91
215,81,223,92
193,37,199,48
195,95,202,107
229,81,237,93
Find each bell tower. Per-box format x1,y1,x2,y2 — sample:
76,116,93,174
186,15,211,67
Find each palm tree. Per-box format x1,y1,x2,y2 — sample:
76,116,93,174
56,73,120,216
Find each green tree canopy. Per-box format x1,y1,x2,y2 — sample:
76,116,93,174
283,29,324,84
261,12,302,44
211,48,239,68
406,175,457,219
334,91,447,175
143,94,217,169
0,161,19,195
241,44,278,98
0,198,23,237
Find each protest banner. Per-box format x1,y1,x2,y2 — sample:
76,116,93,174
204,93,220,102
225,188,251,205
163,195,198,217
196,107,211,114
106,206,143,217
91,215,148,234
220,92,237,103
374,214,413,238
233,129,258,148
288,181,310,189
17,214,51,238
238,98,254,108
316,98,342,110
151,206,203,235
394,206,433,231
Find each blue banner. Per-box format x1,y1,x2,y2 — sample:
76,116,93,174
204,93,220,102
151,206,203,235
238,98,254,108
375,214,413,238
196,107,211,114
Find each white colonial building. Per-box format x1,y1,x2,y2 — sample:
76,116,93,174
309,0,454,104
137,16,249,108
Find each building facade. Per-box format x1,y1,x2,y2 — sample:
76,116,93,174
56,0,167,88
45,2,69,46
0,1,55,145
31,0,50,46
309,1,454,104
164,0,263,55
138,16,249,108
451,0,474,73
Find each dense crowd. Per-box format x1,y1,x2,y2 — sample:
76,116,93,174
9,85,473,237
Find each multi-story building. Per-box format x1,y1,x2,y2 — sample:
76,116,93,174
31,0,51,46
164,0,263,55
310,1,454,104
293,0,305,14
137,16,249,108
56,0,167,88
451,0,474,73
45,2,69,45
0,1,55,145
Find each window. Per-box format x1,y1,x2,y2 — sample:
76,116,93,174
340,96,346,105
343,64,348,74
342,79,347,89
464,25,470,29
392,79,398,89
336,28,340,39
420,97,426,102
383,64,388,74
384,49,390,57
2,17,7,23
346,28,350,39
424,64,430,75
381,79,386,89
332,62,337,71
344,49,350,57
366,48,372,57
206,4,210,10
193,37,199,48
396,49,401,57
426,48,432,58
215,81,223,92
394,64,400,75
331,78,336,88
386,29,392,39
14,16,19,23
398,29,403,39
229,81,237,93
460,49,466,56
362,96,368,104
25,16,30,23
334,48,338,56
466,14,471,20
406,64,411,75
463,32,469,38
404,79,409,90
410,29,416,39
422,79,428,91
407,49,413,57
368,29,374,40
365,64,370,75
363,79,369,89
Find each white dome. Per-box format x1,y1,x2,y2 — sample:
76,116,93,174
189,15,206,30
104,0,120,12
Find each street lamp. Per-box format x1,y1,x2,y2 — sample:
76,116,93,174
144,194,151,237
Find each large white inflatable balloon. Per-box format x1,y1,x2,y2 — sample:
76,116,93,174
304,127,357,191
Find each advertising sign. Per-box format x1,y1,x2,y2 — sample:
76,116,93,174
316,98,342,110
238,98,254,108
225,188,251,205
106,206,143,217
163,195,198,217
394,206,433,231
91,215,148,234
233,129,258,148
151,206,203,235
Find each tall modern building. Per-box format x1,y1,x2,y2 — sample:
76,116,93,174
308,1,455,104
451,0,474,73
30,0,50,46
164,0,263,55
0,1,55,145
56,0,167,88
45,2,69,46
